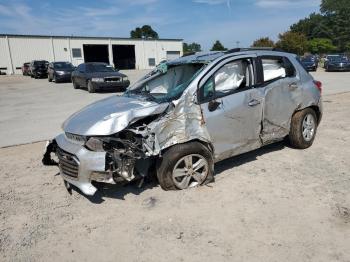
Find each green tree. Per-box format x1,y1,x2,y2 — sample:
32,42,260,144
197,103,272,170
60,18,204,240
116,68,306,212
290,13,332,40
321,0,350,52
130,25,159,39
290,0,350,52
210,40,227,51
251,37,275,48
275,31,308,55
183,42,202,54
307,38,337,54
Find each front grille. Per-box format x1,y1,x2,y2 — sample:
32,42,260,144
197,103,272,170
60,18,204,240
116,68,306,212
104,77,120,82
56,147,79,178
65,132,86,144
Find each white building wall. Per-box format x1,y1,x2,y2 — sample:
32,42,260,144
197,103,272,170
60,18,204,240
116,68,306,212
0,36,10,73
0,35,183,74
9,37,53,73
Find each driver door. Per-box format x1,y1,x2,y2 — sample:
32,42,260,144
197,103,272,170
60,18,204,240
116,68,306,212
199,55,264,162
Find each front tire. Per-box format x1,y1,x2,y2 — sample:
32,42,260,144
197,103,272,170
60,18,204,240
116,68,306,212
157,141,214,190
87,80,95,93
72,78,80,89
289,108,318,149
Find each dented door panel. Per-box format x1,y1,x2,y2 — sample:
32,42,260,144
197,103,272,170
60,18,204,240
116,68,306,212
202,88,264,161
260,76,303,143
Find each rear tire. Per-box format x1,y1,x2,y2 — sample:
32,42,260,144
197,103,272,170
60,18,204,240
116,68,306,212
157,141,214,191
289,108,318,149
87,80,95,93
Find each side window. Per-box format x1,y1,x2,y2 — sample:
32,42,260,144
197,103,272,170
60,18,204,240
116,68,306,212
283,57,296,77
200,58,253,102
261,56,296,83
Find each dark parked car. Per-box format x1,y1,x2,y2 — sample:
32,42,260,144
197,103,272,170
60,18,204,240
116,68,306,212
71,62,130,93
29,60,49,78
325,55,350,72
21,62,30,75
48,62,75,83
301,56,318,72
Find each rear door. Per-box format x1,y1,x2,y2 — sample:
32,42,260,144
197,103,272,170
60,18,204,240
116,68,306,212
258,55,302,143
198,55,264,161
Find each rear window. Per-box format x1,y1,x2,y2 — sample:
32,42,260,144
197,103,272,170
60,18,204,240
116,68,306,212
34,61,48,66
261,56,296,82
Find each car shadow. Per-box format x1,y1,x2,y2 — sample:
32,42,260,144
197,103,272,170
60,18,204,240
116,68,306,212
214,141,286,176
72,178,158,204
71,141,287,203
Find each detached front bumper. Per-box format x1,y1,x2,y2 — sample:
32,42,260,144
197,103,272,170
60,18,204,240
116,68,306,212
43,134,110,195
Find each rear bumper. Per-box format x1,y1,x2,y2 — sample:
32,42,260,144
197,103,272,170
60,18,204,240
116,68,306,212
33,71,48,77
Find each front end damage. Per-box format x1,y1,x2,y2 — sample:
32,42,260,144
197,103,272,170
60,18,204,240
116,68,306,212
43,92,214,196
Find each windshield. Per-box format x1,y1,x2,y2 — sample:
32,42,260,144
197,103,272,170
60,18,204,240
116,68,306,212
54,62,74,69
124,63,204,103
87,64,115,72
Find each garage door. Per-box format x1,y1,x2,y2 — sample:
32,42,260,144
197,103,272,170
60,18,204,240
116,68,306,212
166,51,181,61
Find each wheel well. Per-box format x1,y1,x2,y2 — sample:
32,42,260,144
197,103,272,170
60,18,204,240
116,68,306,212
293,105,321,124
309,105,321,124
160,139,214,156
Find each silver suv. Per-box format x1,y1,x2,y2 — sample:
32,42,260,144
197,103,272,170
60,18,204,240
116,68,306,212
43,49,323,196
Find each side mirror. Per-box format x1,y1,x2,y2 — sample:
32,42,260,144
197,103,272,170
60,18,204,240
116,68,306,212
208,100,221,112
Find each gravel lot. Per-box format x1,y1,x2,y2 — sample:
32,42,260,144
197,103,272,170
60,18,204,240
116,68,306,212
0,70,349,262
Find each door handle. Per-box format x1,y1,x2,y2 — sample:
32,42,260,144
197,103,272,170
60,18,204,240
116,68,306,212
248,99,261,107
288,82,298,90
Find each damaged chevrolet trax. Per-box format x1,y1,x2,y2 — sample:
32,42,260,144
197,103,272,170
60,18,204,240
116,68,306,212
43,49,323,196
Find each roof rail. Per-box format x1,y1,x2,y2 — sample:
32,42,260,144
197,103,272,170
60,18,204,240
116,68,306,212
225,47,284,53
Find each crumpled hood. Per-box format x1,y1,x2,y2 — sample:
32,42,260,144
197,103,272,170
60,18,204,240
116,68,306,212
63,95,169,136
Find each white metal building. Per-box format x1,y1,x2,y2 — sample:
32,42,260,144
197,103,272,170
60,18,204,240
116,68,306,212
0,34,183,74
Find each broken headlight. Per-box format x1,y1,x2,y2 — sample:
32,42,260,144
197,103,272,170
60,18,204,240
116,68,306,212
85,137,105,152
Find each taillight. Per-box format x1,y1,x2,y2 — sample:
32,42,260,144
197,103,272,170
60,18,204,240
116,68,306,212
313,80,322,94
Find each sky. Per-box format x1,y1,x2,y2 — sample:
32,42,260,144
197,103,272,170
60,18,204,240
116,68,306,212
0,0,321,50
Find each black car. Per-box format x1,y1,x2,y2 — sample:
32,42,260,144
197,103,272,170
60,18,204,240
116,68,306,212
48,62,75,83
71,63,130,93
301,56,318,72
325,55,350,72
29,60,49,78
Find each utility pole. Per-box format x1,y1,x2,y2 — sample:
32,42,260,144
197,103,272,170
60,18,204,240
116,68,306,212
236,41,240,48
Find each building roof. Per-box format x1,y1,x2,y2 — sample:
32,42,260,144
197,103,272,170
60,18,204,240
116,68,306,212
0,33,183,42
